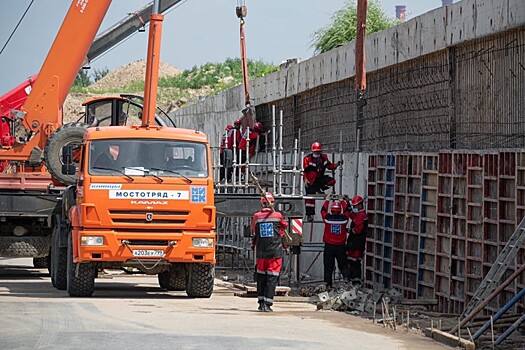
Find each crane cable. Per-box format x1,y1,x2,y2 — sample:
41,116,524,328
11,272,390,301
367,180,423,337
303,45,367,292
0,0,35,56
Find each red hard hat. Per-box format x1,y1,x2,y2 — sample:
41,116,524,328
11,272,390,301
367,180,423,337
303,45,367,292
330,201,342,214
253,122,264,132
351,195,364,206
261,192,275,206
311,142,322,152
226,125,233,131
234,119,242,126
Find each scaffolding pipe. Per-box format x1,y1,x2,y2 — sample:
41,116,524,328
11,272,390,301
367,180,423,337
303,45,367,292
451,263,525,334
245,127,250,187
292,138,298,196
232,128,238,186
300,151,305,195
473,287,525,340
495,313,525,345
338,130,343,194
272,105,277,192
279,110,284,195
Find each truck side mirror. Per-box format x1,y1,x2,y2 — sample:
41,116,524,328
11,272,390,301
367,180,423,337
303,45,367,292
61,145,77,175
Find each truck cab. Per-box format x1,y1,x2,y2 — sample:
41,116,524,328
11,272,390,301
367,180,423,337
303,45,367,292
52,125,216,297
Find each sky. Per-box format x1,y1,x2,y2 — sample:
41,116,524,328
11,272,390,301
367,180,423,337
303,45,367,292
0,0,445,95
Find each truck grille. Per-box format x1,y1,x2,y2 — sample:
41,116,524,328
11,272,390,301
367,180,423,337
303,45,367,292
126,240,169,246
109,210,189,225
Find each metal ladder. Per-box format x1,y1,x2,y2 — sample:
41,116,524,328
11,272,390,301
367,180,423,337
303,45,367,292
461,217,525,318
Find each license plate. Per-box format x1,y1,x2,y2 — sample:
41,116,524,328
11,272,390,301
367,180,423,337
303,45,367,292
132,249,165,257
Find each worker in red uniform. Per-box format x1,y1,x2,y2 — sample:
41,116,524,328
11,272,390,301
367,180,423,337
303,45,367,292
251,192,288,312
219,124,233,181
239,122,264,157
303,142,342,221
345,195,369,285
219,119,242,181
320,198,350,289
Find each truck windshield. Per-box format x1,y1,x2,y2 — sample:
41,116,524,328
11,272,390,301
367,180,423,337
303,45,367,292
88,139,208,178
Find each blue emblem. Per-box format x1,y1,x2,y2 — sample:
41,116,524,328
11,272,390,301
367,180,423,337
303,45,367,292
331,225,341,234
191,187,206,203
259,223,274,237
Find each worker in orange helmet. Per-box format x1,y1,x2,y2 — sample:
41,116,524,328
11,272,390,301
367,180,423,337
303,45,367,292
251,192,289,312
320,197,350,289
303,142,342,221
344,195,369,285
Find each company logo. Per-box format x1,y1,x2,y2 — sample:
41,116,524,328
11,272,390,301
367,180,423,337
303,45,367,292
109,190,188,200
130,201,168,205
145,213,153,222
191,187,206,203
90,184,122,190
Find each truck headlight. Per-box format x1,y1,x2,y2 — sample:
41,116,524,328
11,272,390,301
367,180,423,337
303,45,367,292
192,238,213,248
81,236,104,246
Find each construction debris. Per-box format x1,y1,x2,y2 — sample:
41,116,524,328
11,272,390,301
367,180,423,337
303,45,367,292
310,283,402,319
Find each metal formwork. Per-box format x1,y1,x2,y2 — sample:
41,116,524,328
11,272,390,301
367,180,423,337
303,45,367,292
366,150,525,314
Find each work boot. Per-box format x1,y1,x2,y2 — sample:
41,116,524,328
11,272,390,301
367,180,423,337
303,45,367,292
258,302,264,311
306,215,314,222
264,304,273,312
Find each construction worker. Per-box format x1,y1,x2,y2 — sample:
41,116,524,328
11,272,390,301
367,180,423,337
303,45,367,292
219,124,233,180
345,195,369,285
320,197,350,290
219,119,242,181
303,142,342,221
239,121,264,157
251,192,289,312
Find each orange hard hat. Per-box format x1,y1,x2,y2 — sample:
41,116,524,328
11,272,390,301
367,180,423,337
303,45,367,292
351,195,364,206
311,142,322,152
253,122,264,132
330,201,342,214
261,192,275,206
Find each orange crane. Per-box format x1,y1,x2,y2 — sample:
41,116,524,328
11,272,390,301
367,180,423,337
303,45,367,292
236,1,254,129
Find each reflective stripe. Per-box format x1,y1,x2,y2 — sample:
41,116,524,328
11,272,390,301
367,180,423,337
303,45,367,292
254,217,282,223
347,257,362,262
324,219,348,225
266,270,280,276
305,203,315,207
264,297,274,303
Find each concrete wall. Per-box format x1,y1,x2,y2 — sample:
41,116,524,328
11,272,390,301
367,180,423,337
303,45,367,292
171,0,525,149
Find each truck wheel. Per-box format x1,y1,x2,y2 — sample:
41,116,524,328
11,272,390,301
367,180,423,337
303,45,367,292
50,226,67,290
158,264,186,291
0,236,51,258
44,122,89,186
33,256,48,269
185,263,214,298
66,234,95,297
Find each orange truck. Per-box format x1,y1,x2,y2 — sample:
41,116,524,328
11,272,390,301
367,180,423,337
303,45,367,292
1,0,217,297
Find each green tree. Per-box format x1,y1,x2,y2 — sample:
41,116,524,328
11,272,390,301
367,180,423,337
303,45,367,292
73,69,91,87
311,0,397,54
93,67,110,82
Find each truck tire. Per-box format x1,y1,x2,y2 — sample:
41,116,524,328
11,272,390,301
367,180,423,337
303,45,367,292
185,263,214,298
44,122,89,186
50,226,67,290
158,264,186,291
66,234,95,297
0,236,51,258
33,256,48,269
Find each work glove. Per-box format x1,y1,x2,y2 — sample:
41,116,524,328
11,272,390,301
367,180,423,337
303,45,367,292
336,160,343,167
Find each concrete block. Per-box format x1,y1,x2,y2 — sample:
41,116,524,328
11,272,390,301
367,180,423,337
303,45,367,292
424,328,475,350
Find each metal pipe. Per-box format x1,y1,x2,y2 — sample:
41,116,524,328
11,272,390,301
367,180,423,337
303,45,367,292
495,313,525,345
279,110,284,195
272,105,277,192
451,263,525,334
292,138,298,196
473,287,525,340
232,129,238,186
338,130,343,194
300,151,305,195
245,127,250,187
